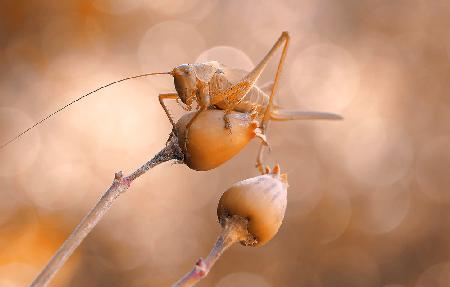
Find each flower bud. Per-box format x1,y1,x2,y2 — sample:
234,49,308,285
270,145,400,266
217,165,288,246
176,110,259,171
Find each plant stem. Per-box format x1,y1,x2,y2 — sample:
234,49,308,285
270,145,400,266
172,215,255,287
30,133,183,287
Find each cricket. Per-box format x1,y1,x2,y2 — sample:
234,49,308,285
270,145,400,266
1,31,341,171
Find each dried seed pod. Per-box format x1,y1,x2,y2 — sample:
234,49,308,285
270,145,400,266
217,165,288,246
174,166,288,286
176,110,260,171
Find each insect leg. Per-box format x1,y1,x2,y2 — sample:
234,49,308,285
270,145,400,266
223,110,232,132
159,93,179,129
255,32,290,170
180,105,207,151
270,108,343,121
183,90,211,149
256,144,266,174
214,32,291,136
261,31,290,126
211,32,290,109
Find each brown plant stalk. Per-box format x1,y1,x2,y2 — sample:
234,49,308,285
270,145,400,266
172,215,255,287
30,133,184,287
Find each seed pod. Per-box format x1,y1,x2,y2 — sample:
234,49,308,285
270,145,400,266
217,165,288,246
176,110,260,171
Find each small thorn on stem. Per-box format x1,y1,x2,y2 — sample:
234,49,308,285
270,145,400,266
194,258,207,277
114,171,123,180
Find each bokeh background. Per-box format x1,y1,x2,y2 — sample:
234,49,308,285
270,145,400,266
1,0,450,286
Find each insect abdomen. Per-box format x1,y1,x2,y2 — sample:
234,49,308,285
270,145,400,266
209,69,269,115
233,86,269,114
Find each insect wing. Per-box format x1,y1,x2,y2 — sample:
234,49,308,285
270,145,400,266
193,61,221,83
219,66,249,84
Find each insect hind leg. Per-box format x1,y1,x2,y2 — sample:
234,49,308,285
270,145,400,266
255,32,291,171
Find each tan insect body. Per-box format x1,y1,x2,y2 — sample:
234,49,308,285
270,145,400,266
162,32,342,171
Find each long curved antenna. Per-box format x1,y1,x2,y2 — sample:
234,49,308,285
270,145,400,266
0,71,172,150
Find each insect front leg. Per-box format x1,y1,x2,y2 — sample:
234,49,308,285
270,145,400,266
214,82,252,132
183,85,211,149
223,110,232,132
159,93,179,129
221,95,244,132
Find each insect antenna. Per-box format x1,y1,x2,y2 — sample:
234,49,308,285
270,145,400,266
0,71,172,150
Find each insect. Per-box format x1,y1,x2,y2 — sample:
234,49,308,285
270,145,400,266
0,32,341,171
162,32,294,139
162,32,342,170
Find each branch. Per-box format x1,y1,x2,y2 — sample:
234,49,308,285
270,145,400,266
172,215,255,287
30,133,184,287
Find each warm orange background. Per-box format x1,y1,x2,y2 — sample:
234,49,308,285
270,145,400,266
1,0,450,286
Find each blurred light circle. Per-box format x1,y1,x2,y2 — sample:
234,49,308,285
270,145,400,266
416,136,450,203
196,46,254,71
285,147,322,219
48,53,106,82
61,70,164,170
416,261,450,287
215,272,271,287
88,82,164,169
144,0,200,16
24,162,95,211
138,21,206,90
355,184,411,235
0,263,38,287
320,247,380,287
289,43,360,112
249,2,316,45
0,107,41,177
221,1,302,35
343,118,414,187
93,0,143,14
142,168,220,214
177,0,218,22
3,39,43,82
0,189,19,226
41,17,107,59
147,212,209,271
314,186,352,244
367,1,430,34
0,279,14,287
100,216,153,270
